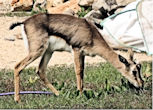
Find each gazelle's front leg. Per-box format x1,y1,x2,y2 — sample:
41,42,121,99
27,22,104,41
73,48,85,92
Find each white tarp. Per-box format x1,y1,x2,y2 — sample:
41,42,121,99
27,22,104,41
137,0,153,55
99,0,153,55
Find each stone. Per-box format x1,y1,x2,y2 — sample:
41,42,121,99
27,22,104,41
92,0,136,15
4,36,15,41
63,8,78,17
47,0,80,14
46,0,53,10
84,10,101,23
78,0,94,6
63,8,75,15
92,0,114,11
116,0,136,6
52,0,64,7
33,0,46,12
11,0,33,11
92,0,136,11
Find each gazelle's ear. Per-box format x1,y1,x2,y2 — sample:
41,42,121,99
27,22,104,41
118,55,130,67
128,48,134,61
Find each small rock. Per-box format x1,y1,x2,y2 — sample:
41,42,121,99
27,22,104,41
4,36,15,41
46,0,53,10
63,8,76,16
33,0,46,12
11,0,33,11
92,0,110,11
47,0,80,14
53,0,64,7
116,0,136,6
78,0,94,6
92,0,137,12
84,10,103,24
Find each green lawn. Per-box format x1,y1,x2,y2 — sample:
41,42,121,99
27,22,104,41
0,62,152,109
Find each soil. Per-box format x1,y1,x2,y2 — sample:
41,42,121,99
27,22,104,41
0,16,152,69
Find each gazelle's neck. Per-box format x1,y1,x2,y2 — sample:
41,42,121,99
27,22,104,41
104,51,126,74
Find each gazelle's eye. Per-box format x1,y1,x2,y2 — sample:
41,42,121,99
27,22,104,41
133,71,137,77
136,64,141,69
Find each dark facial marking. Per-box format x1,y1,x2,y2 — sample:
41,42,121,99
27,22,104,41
133,70,137,77
118,55,130,67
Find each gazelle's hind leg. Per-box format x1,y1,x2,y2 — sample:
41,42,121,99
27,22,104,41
73,48,85,93
14,52,43,102
37,50,59,96
14,34,49,102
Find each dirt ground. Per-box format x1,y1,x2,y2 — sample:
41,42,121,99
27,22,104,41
0,16,152,69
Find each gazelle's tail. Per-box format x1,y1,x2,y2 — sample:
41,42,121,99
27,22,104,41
9,22,23,30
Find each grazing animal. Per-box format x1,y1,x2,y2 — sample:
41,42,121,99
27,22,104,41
10,13,144,102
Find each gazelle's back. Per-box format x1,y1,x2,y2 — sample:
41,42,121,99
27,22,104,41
24,13,94,47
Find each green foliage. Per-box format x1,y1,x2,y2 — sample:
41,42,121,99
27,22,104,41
31,4,47,16
0,62,152,109
1,12,31,17
1,11,45,17
77,6,92,18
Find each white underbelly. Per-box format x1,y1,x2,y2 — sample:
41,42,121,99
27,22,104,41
48,36,96,57
48,36,72,52
21,24,29,51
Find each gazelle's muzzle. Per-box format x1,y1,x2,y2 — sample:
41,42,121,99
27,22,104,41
128,79,144,90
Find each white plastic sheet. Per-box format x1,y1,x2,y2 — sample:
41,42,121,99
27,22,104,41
137,0,153,55
99,0,153,55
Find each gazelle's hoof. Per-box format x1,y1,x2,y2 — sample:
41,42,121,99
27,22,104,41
55,91,59,96
14,96,20,103
77,88,83,94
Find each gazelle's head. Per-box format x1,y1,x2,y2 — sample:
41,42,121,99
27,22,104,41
118,49,144,89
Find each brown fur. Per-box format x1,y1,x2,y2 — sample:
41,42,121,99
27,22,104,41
11,13,144,102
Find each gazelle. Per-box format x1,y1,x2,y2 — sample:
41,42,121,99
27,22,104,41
10,13,144,102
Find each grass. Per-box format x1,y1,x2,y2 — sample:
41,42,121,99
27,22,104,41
77,6,92,18
0,9,46,17
0,62,152,109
